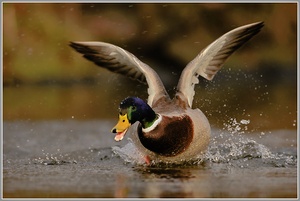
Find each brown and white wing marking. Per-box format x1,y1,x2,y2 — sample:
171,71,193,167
70,41,169,106
176,21,264,108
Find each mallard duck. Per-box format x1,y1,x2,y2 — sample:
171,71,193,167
70,21,264,164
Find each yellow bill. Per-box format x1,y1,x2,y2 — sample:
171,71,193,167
111,114,131,141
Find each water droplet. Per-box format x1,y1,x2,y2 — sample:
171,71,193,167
240,119,250,125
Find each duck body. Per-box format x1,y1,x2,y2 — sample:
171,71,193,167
70,21,264,164
134,95,210,163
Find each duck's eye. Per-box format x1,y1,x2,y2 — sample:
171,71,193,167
122,120,125,122
132,106,136,111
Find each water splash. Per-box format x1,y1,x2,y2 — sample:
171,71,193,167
31,148,112,165
112,138,146,165
223,117,250,134
112,117,297,167
32,151,78,165
206,117,297,168
206,138,272,163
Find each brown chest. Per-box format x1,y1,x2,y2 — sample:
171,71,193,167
137,115,194,157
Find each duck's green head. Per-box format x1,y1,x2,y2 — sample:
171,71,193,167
111,97,156,141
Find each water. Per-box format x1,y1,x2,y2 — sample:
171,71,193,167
3,120,297,198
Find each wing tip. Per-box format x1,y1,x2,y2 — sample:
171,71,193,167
69,41,83,52
69,41,83,48
69,41,100,55
243,21,264,36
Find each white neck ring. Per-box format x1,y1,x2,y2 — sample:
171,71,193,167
142,114,162,133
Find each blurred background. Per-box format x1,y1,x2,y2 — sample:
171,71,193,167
3,3,297,131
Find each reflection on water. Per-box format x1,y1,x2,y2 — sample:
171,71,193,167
3,79,297,131
3,84,120,120
135,166,196,180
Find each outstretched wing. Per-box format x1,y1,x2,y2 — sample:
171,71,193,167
176,21,264,107
70,41,169,106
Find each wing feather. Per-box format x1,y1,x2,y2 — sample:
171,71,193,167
70,41,169,106
176,21,264,107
